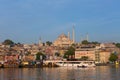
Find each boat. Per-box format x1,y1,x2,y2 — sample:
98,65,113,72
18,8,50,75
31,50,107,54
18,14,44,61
78,61,96,68
55,61,96,68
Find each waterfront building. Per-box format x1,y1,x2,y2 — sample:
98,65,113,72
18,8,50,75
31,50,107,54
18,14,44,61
75,46,112,63
116,53,120,64
4,54,19,62
99,50,111,63
0,55,4,64
22,54,35,61
75,48,96,61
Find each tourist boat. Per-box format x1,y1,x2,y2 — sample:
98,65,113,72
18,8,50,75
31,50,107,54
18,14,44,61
55,61,96,68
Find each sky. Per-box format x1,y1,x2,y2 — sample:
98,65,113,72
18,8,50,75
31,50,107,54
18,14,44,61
0,0,120,44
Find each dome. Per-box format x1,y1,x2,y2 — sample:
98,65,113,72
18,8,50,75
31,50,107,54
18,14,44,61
58,33,68,38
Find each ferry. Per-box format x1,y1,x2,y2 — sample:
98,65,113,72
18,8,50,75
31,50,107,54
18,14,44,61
55,61,96,68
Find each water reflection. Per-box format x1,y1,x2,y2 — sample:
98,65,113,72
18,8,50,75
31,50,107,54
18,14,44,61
0,66,120,80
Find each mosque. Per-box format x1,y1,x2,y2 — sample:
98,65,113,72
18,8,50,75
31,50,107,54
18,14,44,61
53,27,75,47
39,26,89,47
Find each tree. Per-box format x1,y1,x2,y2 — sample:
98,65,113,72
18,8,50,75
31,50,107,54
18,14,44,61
80,56,89,61
109,53,118,63
90,41,100,45
116,43,120,48
46,41,52,46
63,47,75,59
71,43,76,47
82,40,89,44
3,39,14,45
25,51,31,56
55,52,60,57
43,43,45,46
36,52,46,60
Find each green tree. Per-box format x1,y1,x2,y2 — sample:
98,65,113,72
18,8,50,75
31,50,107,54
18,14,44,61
55,52,60,57
109,53,118,63
46,41,52,46
90,41,100,45
3,39,14,45
36,52,46,60
116,43,120,48
80,56,89,61
71,43,76,47
63,47,75,59
82,40,89,44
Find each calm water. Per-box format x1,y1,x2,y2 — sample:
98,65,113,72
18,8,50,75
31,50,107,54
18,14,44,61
0,65,120,80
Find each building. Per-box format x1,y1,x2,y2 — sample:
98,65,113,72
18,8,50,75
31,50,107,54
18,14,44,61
4,54,19,62
118,54,120,63
99,51,111,63
53,33,73,47
75,48,96,61
75,47,111,63
23,54,35,61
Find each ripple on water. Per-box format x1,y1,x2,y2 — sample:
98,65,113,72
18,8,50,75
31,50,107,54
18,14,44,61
0,66,120,80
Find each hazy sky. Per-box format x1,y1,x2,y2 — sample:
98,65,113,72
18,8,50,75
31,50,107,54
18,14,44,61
0,0,120,43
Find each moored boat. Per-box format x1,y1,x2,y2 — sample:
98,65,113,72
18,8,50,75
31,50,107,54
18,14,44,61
55,61,96,68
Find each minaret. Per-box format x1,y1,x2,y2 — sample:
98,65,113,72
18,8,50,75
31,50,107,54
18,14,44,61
39,37,42,46
72,25,75,43
68,32,70,39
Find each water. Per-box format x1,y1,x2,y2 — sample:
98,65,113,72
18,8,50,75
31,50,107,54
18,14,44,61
0,65,120,80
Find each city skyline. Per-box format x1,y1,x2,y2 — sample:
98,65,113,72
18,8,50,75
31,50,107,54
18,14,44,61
0,0,120,43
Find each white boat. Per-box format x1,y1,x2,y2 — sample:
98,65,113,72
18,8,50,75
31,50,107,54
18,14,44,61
55,61,96,68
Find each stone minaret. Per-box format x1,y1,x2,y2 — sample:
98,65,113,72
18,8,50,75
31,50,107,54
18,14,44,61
39,37,42,46
68,32,70,39
72,25,75,43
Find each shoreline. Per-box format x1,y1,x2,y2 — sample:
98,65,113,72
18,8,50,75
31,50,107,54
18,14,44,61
0,63,119,68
